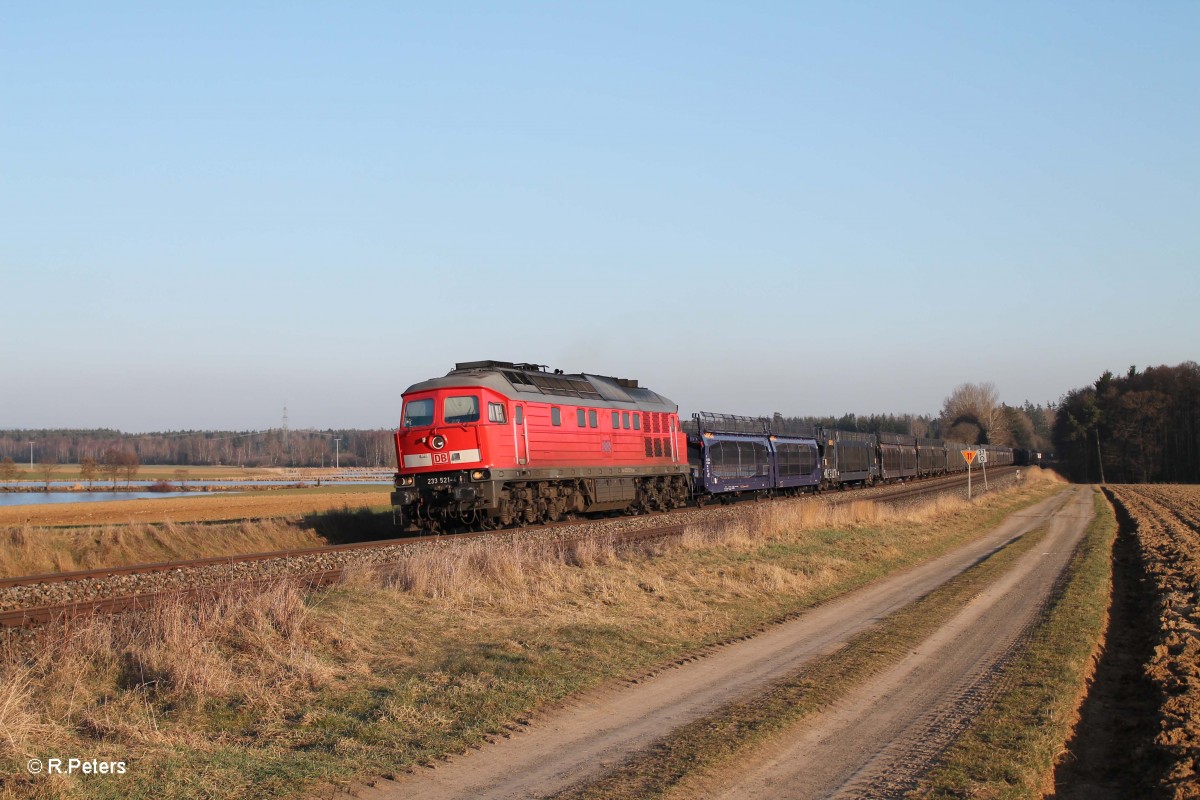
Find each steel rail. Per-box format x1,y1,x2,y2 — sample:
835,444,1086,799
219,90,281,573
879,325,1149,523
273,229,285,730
1,468,1014,629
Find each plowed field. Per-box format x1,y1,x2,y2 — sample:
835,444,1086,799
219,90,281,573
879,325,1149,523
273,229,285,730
1107,485,1200,799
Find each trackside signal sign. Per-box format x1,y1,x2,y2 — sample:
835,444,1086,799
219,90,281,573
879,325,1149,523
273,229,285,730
962,449,977,465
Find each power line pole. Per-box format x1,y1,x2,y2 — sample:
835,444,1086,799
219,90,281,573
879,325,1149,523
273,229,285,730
1095,427,1106,484
28,441,34,470
334,437,342,470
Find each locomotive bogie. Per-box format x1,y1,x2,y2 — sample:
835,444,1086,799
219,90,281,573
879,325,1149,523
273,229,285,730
393,363,1024,532
393,467,690,531
393,362,691,531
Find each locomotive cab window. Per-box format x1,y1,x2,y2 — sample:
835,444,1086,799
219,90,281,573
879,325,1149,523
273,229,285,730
577,409,586,427
444,395,480,424
551,407,561,426
515,406,523,425
588,410,598,428
622,412,630,429
488,403,507,423
611,411,620,428
633,415,641,430
403,398,434,428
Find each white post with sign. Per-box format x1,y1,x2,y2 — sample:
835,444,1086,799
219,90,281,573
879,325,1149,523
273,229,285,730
978,447,987,492
962,449,977,499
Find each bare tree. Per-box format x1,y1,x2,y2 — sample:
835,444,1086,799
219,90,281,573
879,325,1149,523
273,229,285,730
119,451,140,487
940,382,1008,445
0,457,18,482
101,448,123,488
37,461,58,490
80,456,98,487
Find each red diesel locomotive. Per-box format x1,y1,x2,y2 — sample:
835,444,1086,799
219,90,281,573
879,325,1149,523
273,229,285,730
391,361,690,530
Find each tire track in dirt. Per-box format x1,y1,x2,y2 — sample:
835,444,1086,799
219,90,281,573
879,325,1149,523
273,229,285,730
701,487,1095,800
359,488,1079,800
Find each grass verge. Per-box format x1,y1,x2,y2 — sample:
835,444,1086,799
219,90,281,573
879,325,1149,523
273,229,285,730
0,486,391,530
1,476,1065,800
0,519,328,579
910,487,1117,799
553,501,1067,800
0,496,397,579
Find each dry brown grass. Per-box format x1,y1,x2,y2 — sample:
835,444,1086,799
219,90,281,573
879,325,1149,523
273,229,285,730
0,518,327,579
0,664,46,757
0,486,390,528
0,478,1067,799
0,582,330,761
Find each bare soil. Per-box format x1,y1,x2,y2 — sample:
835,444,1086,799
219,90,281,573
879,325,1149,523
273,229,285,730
0,487,389,527
1052,487,1163,799
357,486,1085,800
1088,485,1200,800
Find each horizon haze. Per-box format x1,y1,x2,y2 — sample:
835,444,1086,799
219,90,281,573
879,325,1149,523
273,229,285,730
3,3,1196,431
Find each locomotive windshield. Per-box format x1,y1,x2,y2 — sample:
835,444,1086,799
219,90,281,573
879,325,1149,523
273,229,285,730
444,395,481,424
402,398,434,428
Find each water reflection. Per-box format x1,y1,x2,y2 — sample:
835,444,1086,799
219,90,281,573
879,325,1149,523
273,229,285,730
1,479,388,489
0,492,212,507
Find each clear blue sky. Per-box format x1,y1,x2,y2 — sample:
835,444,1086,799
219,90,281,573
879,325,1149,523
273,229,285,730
3,2,1197,431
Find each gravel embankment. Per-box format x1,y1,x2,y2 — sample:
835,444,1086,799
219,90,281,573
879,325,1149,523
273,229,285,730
3,472,1016,616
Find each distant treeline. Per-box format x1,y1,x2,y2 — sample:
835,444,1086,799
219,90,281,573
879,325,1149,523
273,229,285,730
780,400,1055,454
1053,362,1200,483
0,428,396,469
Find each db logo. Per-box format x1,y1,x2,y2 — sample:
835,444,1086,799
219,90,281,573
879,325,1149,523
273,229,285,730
432,452,450,465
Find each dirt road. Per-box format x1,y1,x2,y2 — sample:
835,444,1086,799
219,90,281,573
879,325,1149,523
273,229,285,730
361,485,1087,800
704,486,1095,799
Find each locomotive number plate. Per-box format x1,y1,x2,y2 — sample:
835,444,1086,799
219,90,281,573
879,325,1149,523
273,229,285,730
426,476,456,485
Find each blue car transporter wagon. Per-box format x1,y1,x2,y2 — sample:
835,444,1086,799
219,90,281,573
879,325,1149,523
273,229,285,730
687,412,822,501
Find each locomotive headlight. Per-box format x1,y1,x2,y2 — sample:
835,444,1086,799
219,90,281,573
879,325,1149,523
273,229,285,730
470,469,488,481
430,435,446,450
397,475,415,487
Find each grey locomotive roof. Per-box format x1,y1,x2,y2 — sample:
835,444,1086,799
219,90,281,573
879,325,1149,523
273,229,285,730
403,361,679,412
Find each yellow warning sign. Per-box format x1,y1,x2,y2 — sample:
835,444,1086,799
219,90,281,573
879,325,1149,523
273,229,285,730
962,449,977,465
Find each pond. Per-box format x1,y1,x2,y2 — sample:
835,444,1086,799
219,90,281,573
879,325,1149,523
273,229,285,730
0,492,211,507
1,479,390,489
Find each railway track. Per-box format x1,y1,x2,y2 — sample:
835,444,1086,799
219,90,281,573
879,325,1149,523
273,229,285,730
0,467,1016,629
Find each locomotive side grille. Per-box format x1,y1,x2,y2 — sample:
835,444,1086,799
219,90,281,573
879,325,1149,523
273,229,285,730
654,439,663,457
663,438,671,458
645,437,654,457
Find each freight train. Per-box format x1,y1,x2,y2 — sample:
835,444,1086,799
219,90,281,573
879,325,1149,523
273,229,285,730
685,412,1014,503
391,361,1023,531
